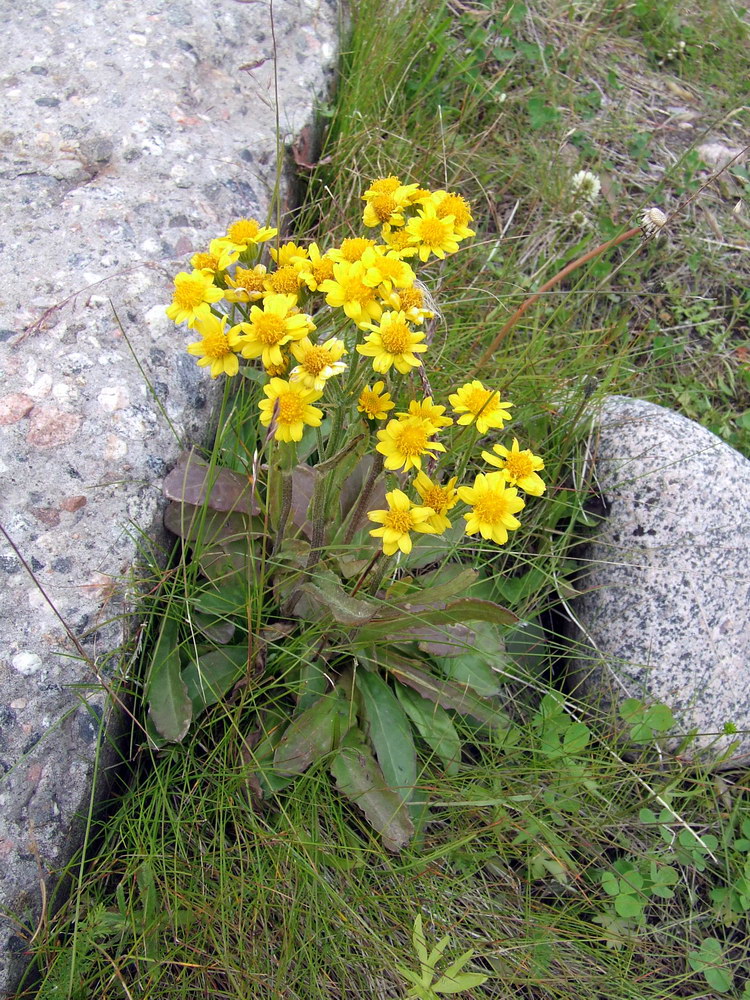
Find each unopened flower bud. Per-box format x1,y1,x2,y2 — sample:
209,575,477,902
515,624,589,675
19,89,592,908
641,207,667,240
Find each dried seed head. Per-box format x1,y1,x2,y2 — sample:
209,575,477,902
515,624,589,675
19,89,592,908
641,207,668,240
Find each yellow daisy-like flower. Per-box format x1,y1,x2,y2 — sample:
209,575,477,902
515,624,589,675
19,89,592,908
481,438,546,496
190,250,220,273
384,285,435,324
213,218,278,269
264,265,303,296
413,471,459,533
186,314,243,379
449,380,513,435
381,224,418,257
368,489,435,556
289,337,347,391
405,203,460,262
356,311,427,374
224,264,268,303
397,397,453,433
433,190,475,239
376,416,446,472
363,194,406,229
362,176,404,199
236,294,313,370
458,472,525,545
360,246,416,293
166,269,224,328
319,260,383,328
327,237,376,264
357,381,395,420
265,353,289,377
294,242,335,291
270,241,308,267
258,378,323,443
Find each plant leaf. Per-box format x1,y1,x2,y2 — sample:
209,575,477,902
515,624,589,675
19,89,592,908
360,598,517,641
163,449,259,514
393,567,479,610
273,693,350,775
295,570,380,625
357,669,417,803
181,645,249,712
432,621,508,696
330,728,414,851
146,616,192,742
396,685,461,775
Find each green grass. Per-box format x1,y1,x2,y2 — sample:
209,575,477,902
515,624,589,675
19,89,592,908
17,0,750,997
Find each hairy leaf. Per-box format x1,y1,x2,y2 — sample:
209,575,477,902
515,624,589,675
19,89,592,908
163,449,259,514
330,728,414,851
432,621,508,696
295,570,380,625
273,693,350,775
396,685,461,775
146,616,192,742
182,645,249,712
357,669,417,803
360,598,517,642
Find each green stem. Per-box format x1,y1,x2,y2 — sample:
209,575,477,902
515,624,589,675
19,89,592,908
271,470,293,557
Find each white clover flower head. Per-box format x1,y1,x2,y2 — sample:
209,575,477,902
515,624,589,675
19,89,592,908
641,207,667,240
571,170,601,203
569,209,589,228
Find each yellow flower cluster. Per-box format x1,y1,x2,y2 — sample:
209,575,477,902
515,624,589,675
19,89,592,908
165,178,546,552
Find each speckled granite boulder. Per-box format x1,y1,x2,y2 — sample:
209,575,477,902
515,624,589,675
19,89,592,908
570,395,750,761
0,1,336,993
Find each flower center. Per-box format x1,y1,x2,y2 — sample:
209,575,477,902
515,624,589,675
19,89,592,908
192,252,219,271
379,318,411,354
267,267,300,294
234,267,266,292
384,509,415,533
422,485,448,512
418,218,448,246
371,176,401,195
340,238,375,262
465,386,496,415
255,314,287,345
302,346,332,375
174,278,208,309
387,230,413,251
227,218,260,243
372,194,397,221
202,329,231,359
277,391,305,423
398,287,424,309
360,390,380,415
376,256,402,278
341,275,374,305
312,258,334,282
437,195,470,226
505,453,534,479
394,424,429,457
474,493,512,524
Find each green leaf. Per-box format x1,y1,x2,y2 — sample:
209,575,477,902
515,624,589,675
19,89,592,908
393,567,479,610
361,598,517,642
296,571,380,625
689,938,733,993
273,693,350,775
330,729,414,851
619,698,645,724
181,645,248,713
383,652,511,729
432,621,507,697
163,449,260,514
562,722,591,755
146,616,192,742
412,914,429,969
643,703,674,732
358,670,417,803
396,685,461,775
614,894,644,919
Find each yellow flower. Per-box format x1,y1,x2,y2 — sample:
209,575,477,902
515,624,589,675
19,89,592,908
190,250,220,273
264,265,303,296
449,380,513,435
360,246,416,293
236,294,313,369
381,224,418,257
358,381,395,420
258,378,323,443
376,416,445,472
166,269,224,328
413,471,458,533
397,397,453,433
362,176,405,199
363,194,406,229
433,189,475,239
295,243,335,291
368,489,435,556
482,438,546,496
270,241,308,267
186,314,243,378
327,237,377,263
289,337,347,391
458,472,525,545
384,285,435,324
224,264,267,303
265,353,289,377
356,311,427,374
319,260,383,327
404,203,460,262
213,218,278,268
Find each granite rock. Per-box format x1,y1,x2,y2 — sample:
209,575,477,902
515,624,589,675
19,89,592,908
0,1,337,993
569,396,750,761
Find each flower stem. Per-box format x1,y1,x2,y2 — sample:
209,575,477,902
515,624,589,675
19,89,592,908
470,226,641,373
351,549,381,597
271,470,293,557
